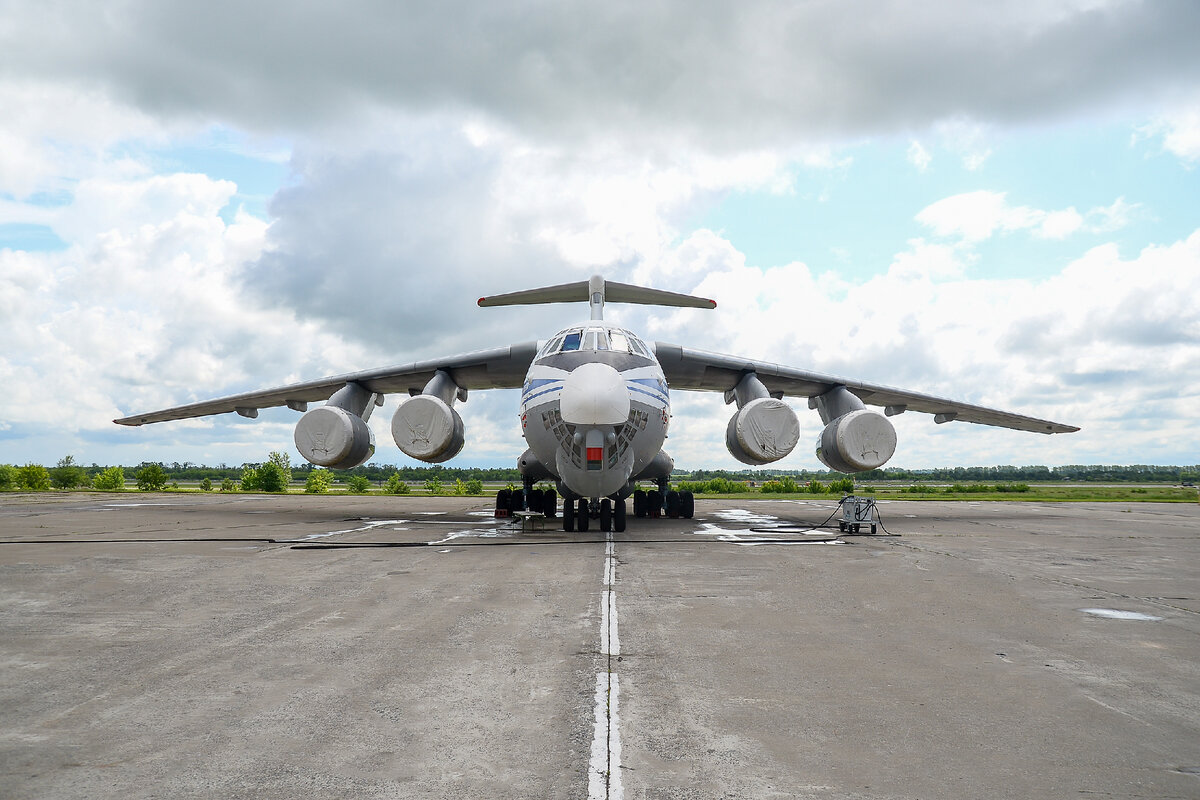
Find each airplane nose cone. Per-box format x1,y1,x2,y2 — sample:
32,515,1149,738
559,362,630,425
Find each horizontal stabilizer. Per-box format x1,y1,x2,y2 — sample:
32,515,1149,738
479,274,715,320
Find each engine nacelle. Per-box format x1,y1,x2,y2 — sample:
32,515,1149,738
391,394,465,463
815,409,897,473
517,448,553,484
294,406,376,469
725,397,800,466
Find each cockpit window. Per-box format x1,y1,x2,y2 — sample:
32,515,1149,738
544,327,650,356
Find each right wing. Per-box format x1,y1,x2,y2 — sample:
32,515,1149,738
654,342,1078,434
114,342,539,426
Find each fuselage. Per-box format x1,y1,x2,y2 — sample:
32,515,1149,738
520,321,670,500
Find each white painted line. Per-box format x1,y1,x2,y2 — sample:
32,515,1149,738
589,528,623,799
600,590,620,656
609,672,623,799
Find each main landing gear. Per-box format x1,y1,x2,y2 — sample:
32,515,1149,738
560,486,694,533
561,497,627,533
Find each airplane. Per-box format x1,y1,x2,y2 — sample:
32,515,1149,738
115,274,1078,532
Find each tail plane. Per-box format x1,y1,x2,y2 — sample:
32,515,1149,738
479,274,716,320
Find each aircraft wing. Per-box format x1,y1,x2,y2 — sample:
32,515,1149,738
114,342,540,426
654,342,1078,434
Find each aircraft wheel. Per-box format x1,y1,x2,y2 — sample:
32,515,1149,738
614,499,626,532
871,524,877,534
648,490,662,519
577,501,590,532
509,488,525,513
665,490,681,518
599,499,612,532
563,498,574,532
838,521,846,532
543,488,557,519
680,491,694,519
633,489,646,517
526,487,542,514
496,489,510,516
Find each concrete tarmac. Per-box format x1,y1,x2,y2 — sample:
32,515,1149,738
0,493,1197,799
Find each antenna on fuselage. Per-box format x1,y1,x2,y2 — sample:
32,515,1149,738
478,274,716,320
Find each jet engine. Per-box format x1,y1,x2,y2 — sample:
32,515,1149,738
723,373,799,466
294,383,377,469
391,370,466,463
815,409,897,473
726,398,800,465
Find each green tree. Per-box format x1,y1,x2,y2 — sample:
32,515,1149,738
50,455,88,489
92,466,125,491
18,464,51,491
220,477,236,492
305,470,333,494
239,465,261,492
346,475,371,494
256,462,289,493
267,451,292,485
423,477,445,495
829,477,855,494
806,479,828,494
135,463,168,491
464,478,484,496
383,474,410,495
0,464,17,491
199,477,213,492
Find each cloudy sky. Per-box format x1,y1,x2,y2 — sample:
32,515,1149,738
2,0,1198,471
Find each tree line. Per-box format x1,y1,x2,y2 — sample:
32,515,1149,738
2,457,1197,492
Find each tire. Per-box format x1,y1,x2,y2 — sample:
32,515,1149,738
496,488,510,513
665,490,680,518
543,488,557,519
870,524,877,534
509,488,525,513
577,501,589,532
599,499,612,532
563,498,574,532
633,489,646,518
614,499,626,532
680,491,694,519
648,490,662,518
527,488,542,514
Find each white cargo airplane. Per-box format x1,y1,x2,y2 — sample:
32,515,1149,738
116,275,1077,532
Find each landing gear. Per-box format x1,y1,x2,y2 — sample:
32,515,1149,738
633,489,647,517
576,500,589,532
599,499,611,531
648,489,662,518
563,498,574,532
614,498,626,532
680,490,694,519
542,488,557,519
665,489,680,518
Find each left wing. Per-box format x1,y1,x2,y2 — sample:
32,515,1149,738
115,342,539,425
654,342,1078,434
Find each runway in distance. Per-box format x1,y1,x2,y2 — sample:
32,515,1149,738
116,275,1078,532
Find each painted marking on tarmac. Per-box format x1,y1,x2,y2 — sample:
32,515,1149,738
589,527,623,799
1081,608,1163,621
